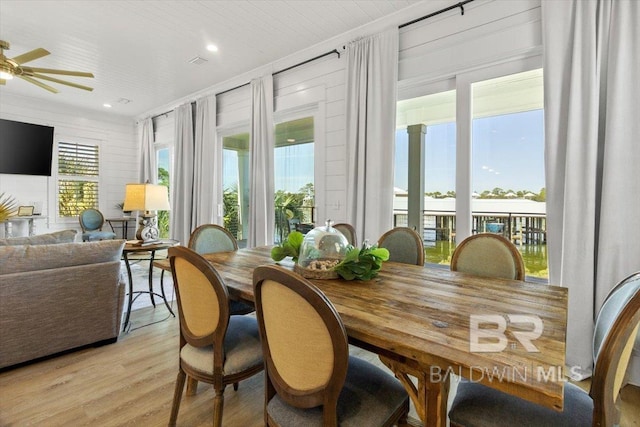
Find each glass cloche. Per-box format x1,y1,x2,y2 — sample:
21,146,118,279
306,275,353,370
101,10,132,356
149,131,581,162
295,220,349,279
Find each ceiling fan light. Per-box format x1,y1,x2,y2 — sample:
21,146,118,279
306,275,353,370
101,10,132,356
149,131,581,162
0,67,13,80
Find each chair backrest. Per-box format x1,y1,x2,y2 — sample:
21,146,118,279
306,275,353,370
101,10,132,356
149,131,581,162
377,227,424,265
590,272,640,425
79,208,105,232
188,224,238,255
253,265,349,414
450,233,525,280
333,223,357,247
169,246,230,365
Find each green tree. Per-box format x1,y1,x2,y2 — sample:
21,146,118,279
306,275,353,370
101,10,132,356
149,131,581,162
223,185,240,239
157,168,170,238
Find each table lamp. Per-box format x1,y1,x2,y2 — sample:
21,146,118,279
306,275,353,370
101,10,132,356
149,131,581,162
122,182,170,243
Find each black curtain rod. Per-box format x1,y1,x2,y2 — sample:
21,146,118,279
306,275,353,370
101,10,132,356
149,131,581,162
216,48,340,97
399,0,474,29
150,47,342,118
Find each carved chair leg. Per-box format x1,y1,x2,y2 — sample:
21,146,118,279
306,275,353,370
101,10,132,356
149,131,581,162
186,376,198,396
213,386,225,427
169,370,186,427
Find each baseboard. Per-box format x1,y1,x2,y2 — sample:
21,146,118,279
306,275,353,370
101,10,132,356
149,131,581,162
0,336,119,373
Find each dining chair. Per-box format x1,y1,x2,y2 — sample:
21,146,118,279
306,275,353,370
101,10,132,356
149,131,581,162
450,233,525,280
167,246,264,427
253,265,410,426
78,208,117,242
154,224,254,316
378,227,424,265
333,222,357,246
188,224,255,315
448,272,640,427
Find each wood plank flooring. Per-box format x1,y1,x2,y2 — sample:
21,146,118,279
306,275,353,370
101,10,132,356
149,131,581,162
1,259,638,426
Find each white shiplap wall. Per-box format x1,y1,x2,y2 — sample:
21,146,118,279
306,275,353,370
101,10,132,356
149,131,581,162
0,93,136,237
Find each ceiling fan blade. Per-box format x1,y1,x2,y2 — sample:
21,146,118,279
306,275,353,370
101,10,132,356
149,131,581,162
11,48,50,65
18,75,59,93
32,73,94,91
0,78,5,85
21,66,94,78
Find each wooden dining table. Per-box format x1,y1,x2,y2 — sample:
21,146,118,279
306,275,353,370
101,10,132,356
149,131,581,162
202,246,568,427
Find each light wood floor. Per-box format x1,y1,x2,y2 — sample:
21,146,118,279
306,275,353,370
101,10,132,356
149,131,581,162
1,263,638,426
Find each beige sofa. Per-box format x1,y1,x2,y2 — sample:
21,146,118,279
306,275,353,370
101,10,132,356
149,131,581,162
0,230,126,369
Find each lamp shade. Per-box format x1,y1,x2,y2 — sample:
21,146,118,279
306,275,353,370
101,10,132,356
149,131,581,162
123,183,170,212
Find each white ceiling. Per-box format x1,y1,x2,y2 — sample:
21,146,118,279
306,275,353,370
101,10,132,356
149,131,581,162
0,0,421,118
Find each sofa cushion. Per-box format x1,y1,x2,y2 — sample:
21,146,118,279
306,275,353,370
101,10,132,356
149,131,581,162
0,229,78,246
0,239,125,275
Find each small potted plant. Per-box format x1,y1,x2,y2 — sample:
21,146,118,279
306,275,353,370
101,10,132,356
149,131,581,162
0,193,17,222
115,202,132,216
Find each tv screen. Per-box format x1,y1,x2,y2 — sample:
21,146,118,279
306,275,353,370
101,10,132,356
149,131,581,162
0,119,54,176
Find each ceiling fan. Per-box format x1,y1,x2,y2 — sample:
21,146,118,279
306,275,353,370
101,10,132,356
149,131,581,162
0,40,94,93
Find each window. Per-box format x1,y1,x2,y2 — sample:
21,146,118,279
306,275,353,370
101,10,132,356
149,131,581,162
223,132,250,244
396,89,456,265
156,146,171,238
57,141,99,217
274,116,314,243
471,69,546,278
396,61,547,278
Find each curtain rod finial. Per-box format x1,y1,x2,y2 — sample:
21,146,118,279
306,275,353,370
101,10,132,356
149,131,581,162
459,2,465,15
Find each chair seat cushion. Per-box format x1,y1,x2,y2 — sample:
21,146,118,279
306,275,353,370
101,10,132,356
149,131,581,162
267,355,409,427
449,380,593,427
82,231,117,241
180,315,263,376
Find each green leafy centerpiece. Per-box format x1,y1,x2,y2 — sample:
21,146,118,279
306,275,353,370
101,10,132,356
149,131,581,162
271,230,304,263
270,222,390,281
334,242,390,281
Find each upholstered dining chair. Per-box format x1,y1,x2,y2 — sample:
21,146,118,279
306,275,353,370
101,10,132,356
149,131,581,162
78,208,117,242
253,265,410,426
187,224,255,316
448,272,640,427
450,233,525,281
167,246,264,427
333,222,357,246
378,227,425,265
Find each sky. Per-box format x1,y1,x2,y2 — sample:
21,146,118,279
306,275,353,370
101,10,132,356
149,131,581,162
394,109,545,193
211,108,545,196
223,143,314,194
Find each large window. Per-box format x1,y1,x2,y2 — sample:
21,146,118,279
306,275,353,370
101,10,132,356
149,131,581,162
471,69,546,278
223,132,250,244
274,116,314,243
57,141,100,217
396,89,456,265
396,64,546,278
156,146,171,238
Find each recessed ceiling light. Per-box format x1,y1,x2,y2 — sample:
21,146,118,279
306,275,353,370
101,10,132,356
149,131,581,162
103,103,112,108
206,44,218,52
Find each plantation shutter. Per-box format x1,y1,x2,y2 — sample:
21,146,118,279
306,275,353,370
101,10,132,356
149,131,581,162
58,141,100,217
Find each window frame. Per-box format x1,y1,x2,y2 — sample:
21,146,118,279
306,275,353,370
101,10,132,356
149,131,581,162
53,135,104,223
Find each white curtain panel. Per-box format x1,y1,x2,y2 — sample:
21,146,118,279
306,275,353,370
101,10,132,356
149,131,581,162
192,95,220,226
248,75,275,248
170,102,195,245
138,117,156,184
345,28,398,244
542,0,640,379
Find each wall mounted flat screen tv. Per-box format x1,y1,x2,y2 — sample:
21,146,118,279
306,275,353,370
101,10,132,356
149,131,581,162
0,119,55,176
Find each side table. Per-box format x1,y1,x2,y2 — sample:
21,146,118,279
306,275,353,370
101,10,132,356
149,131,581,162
122,240,179,332
106,217,136,240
